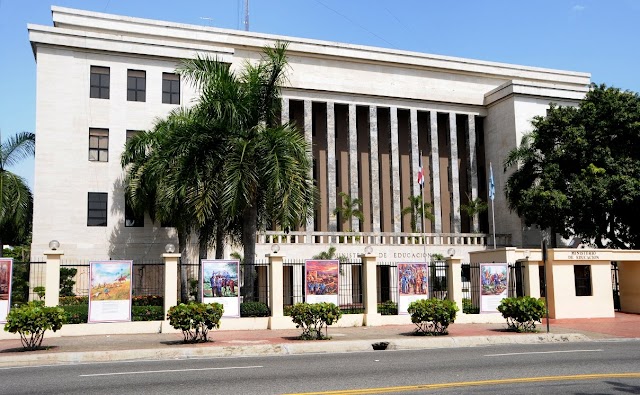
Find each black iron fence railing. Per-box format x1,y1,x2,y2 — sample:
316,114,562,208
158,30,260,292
461,262,523,314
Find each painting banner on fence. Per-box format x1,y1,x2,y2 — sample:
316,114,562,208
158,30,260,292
480,263,509,313
202,260,240,317
89,260,133,322
305,260,339,305
0,258,13,323
398,262,429,314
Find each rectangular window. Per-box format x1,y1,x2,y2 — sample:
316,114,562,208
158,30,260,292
89,128,109,162
126,130,141,141
574,265,592,296
88,192,108,227
127,70,146,102
162,73,180,104
125,198,144,227
90,66,110,99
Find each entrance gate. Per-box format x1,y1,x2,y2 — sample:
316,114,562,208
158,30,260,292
611,262,620,311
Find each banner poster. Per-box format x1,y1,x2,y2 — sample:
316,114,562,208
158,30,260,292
0,258,13,323
398,262,429,314
202,260,240,317
89,260,133,323
305,260,339,305
480,263,509,313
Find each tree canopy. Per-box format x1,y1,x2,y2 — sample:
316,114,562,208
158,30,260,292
504,84,640,248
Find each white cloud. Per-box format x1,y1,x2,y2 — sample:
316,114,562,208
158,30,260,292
572,5,585,12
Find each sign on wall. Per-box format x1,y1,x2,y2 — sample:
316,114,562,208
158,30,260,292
480,263,509,313
202,260,240,317
89,260,133,322
0,258,13,323
398,262,429,314
305,260,339,305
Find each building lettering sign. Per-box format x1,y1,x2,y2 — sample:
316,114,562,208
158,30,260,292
555,250,609,261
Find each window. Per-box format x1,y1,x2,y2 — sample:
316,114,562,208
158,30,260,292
125,198,143,227
88,192,108,226
574,265,592,296
162,73,180,104
126,130,141,141
90,66,110,99
89,128,109,162
127,70,146,102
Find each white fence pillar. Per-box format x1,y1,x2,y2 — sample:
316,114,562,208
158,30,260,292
44,249,64,307
162,253,181,319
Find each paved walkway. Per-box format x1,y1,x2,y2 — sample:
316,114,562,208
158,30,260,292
0,313,638,367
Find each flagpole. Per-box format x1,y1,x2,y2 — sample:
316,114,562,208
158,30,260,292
489,162,496,249
491,197,496,249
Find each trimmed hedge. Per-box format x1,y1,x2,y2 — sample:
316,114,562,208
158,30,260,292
240,301,270,317
497,296,545,332
167,302,223,343
289,302,342,340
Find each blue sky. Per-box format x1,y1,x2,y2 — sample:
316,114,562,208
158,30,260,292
1,0,639,189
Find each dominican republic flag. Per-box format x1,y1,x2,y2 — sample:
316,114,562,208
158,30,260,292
417,158,424,187
489,162,495,201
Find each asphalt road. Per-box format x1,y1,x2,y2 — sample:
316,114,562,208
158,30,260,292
0,340,638,394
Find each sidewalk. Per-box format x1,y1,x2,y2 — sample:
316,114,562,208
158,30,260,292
1,313,638,368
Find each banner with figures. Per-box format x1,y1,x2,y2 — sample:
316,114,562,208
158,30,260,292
397,262,429,314
480,263,509,313
0,258,13,323
89,260,133,322
305,260,339,305
202,260,240,317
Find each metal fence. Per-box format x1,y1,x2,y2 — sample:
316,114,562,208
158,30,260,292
11,261,46,303
461,262,523,314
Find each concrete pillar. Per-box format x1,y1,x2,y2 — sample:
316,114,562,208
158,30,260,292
304,100,314,235
44,249,64,307
390,106,401,233
281,97,289,124
409,108,422,232
446,256,463,312
369,105,381,234
162,253,181,319
268,252,291,329
523,259,541,298
361,253,381,326
327,102,337,233
467,115,479,232
448,113,461,233
348,103,360,232
430,111,442,232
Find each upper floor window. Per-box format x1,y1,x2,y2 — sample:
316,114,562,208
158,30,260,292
87,192,108,227
126,130,141,141
90,66,110,99
89,128,109,162
162,73,180,104
127,70,146,102
125,197,144,227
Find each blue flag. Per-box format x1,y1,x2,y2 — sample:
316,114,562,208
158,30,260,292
489,162,495,201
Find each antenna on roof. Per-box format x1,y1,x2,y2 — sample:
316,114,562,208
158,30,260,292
244,0,249,31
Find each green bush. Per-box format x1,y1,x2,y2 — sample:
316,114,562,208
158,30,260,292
497,296,545,332
61,305,88,324
407,298,458,336
167,302,224,343
240,301,270,317
132,305,164,321
59,296,89,306
289,302,342,340
284,305,294,316
132,295,163,306
59,267,77,297
378,300,398,315
462,298,479,314
4,302,66,350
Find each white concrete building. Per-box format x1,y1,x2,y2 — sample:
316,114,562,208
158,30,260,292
28,7,591,262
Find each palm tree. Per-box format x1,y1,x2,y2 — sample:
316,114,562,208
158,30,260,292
333,191,363,232
459,193,488,233
0,132,35,256
401,194,434,233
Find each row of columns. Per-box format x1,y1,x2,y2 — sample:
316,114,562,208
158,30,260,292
282,98,481,234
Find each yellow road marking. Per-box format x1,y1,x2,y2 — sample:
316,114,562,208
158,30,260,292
285,372,640,395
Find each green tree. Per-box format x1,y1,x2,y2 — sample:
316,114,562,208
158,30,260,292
401,194,434,233
0,132,35,256
459,194,488,233
333,191,363,232
505,84,640,248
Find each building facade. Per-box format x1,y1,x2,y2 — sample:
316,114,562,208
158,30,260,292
28,7,591,262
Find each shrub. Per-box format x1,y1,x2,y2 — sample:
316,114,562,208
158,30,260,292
4,302,66,350
132,295,163,306
240,301,270,317
289,302,342,340
59,296,89,306
132,305,164,321
61,305,88,324
407,298,458,336
59,267,77,297
462,298,479,314
378,300,398,315
167,302,224,343
497,296,545,332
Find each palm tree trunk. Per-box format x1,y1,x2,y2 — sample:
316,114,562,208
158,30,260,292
178,229,189,303
242,204,258,301
215,227,225,259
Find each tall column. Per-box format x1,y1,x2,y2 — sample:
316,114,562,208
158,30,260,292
44,249,64,307
162,252,181,319
348,103,360,232
304,100,314,236
390,106,401,233
446,256,463,311
369,106,381,233
448,112,461,234
327,102,337,233
429,111,442,233
281,97,289,124
467,115,479,232
361,253,381,326
409,109,421,232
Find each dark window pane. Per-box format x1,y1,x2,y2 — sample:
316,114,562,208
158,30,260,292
171,93,179,104
101,88,109,99
90,87,99,98
137,78,145,90
90,74,99,86
88,192,107,227
128,76,135,89
162,80,170,92
102,74,109,88
127,90,135,101
162,92,170,104
138,91,145,102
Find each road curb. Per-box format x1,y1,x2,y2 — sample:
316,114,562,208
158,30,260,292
0,333,591,368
